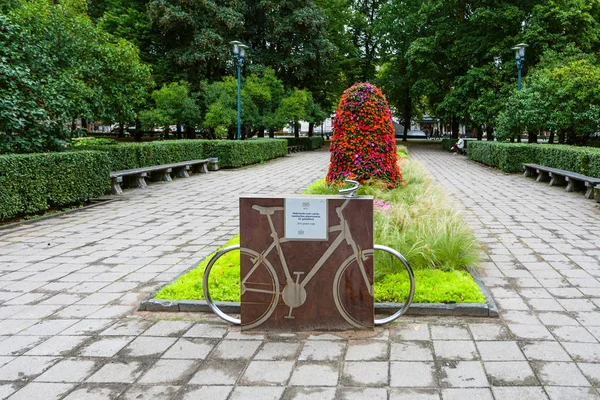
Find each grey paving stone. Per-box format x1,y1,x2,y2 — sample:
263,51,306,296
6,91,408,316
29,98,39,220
59,319,114,336
62,385,125,400
241,360,294,385
86,361,145,383
545,386,600,400
433,340,478,360
0,356,58,380
211,340,261,360
225,330,265,341
439,361,489,388
390,341,433,361
141,320,193,337
388,388,439,400
119,336,176,357
476,341,524,361
299,341,345,362
390,324,431,341
34,359,96,382
337,387,388,400
25,335,90,356
532,361,591,386
441,388,493,400
19,319,78,336
229,386,285,400
78,336,134,357
0,319,38,336
390,362,436,387
345,341,388,361
138,359,198,384
6,382,74,400
161,338,216,360
549,326,598,343
0,356,13,369
53,305,104,318
469,324,511,341
0,383,17,399
120,385,181,400
183,323,228,339
521,341,572,361
491,386,549,400
283,386,337,400
538,312,581,326
254,342,300,361
578,363,600,386
483,361,538,386
181,385,232,400
563,342,600,362
0,335,47,356
508,324,554,340
430,325,470,340
289,363,339,387
342,361,388,387
100,319,153,336
188,360,246,385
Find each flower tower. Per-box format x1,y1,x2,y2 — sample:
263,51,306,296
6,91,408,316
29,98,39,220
326,82,402,186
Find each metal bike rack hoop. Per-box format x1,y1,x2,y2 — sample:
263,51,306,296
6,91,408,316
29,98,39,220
203,244,242,325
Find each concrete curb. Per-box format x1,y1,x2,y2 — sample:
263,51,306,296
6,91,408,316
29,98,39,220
139,265,499,319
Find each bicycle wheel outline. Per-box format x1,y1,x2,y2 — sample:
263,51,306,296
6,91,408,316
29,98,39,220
203,244,280,329
332,244,415,327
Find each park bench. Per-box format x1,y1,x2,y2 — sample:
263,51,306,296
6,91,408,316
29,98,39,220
523,163,600,199
110,159,209,195
287,145,305,154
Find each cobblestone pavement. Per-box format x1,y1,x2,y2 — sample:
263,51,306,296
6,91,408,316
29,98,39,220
0,146,599,399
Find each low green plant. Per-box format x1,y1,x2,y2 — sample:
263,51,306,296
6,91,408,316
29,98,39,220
0,151,110,220
71,137,118,147
283,136,325,150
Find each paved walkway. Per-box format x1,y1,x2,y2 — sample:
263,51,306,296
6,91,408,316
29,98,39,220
0,146,599,399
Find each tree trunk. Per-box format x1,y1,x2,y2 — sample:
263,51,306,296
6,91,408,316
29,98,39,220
476,125,483,141
176,124,182,139
185,125,195,139
119,121,125,138
227,126,235,140
451,116,459,139
308,122,314,137
510,137,515,143
566,126,576,145
486,125,494,141
81,118,88,135
402,89,411,142
71,118,77,133
558,129,565,144
258,126,265,138
528,130,538,143
548,131,555,144
268,128,275,139
134,119,143,142
294,121,300,138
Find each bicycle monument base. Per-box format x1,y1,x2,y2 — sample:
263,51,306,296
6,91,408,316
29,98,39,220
203,185,416,331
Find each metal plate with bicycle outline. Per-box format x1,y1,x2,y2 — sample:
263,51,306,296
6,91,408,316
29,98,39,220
240,195,374,330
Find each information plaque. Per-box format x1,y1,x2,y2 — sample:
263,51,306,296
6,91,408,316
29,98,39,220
284,198,328,240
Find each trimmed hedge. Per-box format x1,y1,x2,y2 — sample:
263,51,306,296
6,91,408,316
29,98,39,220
78,139,288,170
468,141,600,176
0,151,110,220
203,139,288,168
442,138,458,151
283,136,325,150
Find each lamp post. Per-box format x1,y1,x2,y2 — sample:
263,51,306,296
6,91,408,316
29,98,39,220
230,40,248,140
512,43,528,90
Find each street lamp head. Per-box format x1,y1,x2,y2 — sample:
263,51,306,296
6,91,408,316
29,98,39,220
230,40,242,55
493,56,502,69
238,44,248,59
512,43,528,59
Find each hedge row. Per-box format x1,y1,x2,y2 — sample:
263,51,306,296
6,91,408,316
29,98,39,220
441,138,458,151
283,136,325,150
0,151,111,220
468,141,600,176
79,139,288,170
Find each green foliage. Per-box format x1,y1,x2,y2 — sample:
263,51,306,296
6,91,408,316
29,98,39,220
307,158,481,272
202,139,288,168
468,141,600,177
375,270,485,304
441,139,458,151
283,137,325,150
140,81,201,131
71,138,118,147
0,151,110,220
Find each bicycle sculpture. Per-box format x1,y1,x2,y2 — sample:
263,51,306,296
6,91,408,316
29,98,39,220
203,180,415,330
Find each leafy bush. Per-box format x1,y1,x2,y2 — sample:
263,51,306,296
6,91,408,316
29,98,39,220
283,136,325,150
202,139,288,168
0,151,110,220
327,82,402,185
77,139,287,170
71,137,118,147
441,138,458,151
468,141,600,176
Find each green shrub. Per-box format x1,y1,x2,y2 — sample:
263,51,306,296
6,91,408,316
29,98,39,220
283,136,325,150
78,139,287,170
202,139,287,168
0,151,110,220
441,138,458,151
468,141,600,176
71,137,118,147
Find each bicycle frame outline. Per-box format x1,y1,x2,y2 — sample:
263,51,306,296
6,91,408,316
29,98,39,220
242,198,373,319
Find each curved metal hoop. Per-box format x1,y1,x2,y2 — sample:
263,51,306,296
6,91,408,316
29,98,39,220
373,244,415,326
203,244,242,325
338,179,360,198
